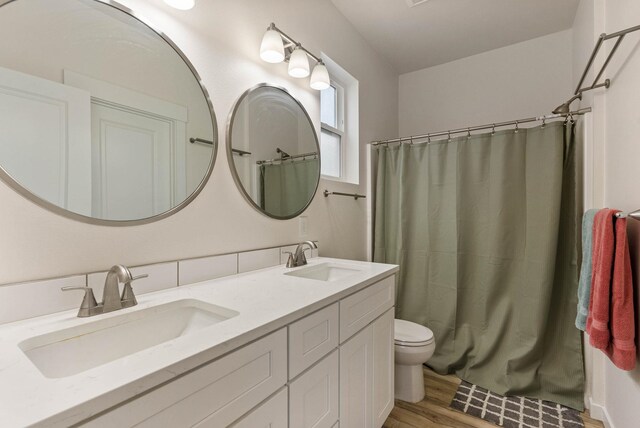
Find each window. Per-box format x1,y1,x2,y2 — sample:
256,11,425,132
319,56,359,184
320,83,344,178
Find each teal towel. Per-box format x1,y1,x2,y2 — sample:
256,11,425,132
576,209,598,330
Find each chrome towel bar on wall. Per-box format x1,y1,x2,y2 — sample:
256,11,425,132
324,190,366,200
553,23,640,114
189,137,214,146
615,209,640,220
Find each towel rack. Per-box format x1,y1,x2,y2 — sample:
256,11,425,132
190,137,215,146
323,190,366,200
232,148,252,156
552,23,640,113
615,209,640,220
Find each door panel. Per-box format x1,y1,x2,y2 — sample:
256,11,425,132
91,102,174,220
290,350,339,428
0,65,91,214
340,326,373,428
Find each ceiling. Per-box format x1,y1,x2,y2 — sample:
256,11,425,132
331,0,580,74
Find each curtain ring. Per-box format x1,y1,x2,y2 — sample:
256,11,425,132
447,131,451,142
409,137,414,146
514,121,519,134
491,124,496,136
427,134,431,144
541,117,546,128
467,128,471,139
569,112,575,125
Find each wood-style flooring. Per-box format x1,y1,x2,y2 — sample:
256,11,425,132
383,368,604,428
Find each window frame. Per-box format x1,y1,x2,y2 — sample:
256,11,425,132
320,81,346,179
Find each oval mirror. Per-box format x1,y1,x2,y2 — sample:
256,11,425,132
0,0,217,225
227,85,320,219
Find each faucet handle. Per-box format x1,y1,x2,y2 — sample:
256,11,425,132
120,274,148,308
61,286,98,318
284,251,296,268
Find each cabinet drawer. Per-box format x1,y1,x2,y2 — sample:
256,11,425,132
339,275,395,342
290,350,339,428
85,329,287,428
225,387,288,428
289,303,339,379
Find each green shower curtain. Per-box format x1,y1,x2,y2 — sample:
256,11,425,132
260,158,319,217
373,121,585,409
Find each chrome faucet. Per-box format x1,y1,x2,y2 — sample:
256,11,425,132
103,265,136,312
286,241,318,268
62,265,148,317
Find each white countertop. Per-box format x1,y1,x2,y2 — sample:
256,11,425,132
0,257,398,427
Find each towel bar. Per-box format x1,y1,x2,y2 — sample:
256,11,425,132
615,209,640,220
324,190,366,200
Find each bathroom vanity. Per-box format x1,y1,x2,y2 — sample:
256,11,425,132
0,258,398,427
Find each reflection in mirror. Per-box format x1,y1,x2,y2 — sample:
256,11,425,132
227,85,320,219
0,0,216,224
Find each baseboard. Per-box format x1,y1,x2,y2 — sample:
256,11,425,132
589,398,614,428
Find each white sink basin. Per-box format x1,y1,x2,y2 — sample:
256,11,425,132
19,299,238,378
285,262,362,282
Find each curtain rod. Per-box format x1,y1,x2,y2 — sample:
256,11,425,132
370,107,591,146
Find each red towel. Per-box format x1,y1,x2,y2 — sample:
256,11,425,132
605,217,636,370
586,209,616,348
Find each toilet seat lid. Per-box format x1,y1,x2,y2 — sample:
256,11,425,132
394,319,434,345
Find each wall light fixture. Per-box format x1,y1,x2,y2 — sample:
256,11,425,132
163,0,195,10
259,23,330,90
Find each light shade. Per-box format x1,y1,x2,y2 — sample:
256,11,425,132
288,46,310,78
310,62,330,90
163,0,195,10
260,29,285,63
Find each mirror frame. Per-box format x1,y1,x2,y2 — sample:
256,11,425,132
0,0,218,226
226,83,320,220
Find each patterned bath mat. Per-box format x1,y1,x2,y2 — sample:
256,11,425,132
450,381,584,428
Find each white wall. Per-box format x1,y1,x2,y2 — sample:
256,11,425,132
572,0,640,427
0,0,397,285
399,30,573,136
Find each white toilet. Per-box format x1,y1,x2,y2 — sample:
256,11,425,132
394,319,435,403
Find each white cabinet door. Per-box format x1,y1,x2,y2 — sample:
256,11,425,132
372,308,395,427
340,308,395,428
225,387,288,428
339,325,373,428
290,350,339,428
